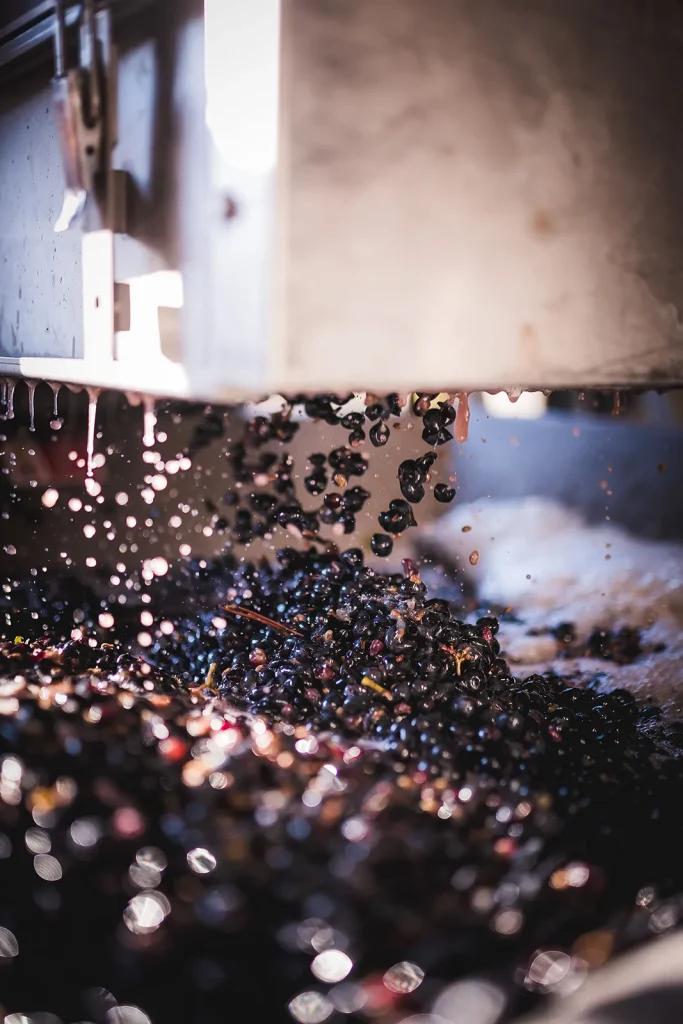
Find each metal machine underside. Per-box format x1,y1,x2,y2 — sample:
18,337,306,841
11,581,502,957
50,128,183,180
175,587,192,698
2,1,683,400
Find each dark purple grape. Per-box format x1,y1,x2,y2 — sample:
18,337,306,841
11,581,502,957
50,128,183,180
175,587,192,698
398,459,420,483
400,480,425,503
434,483,456,503
304,472,327,496
364,403,384,421
423,407,446,430
413,394,436,417
371,533,393,556
341,412,365,430
342,486,371,512
378,499,417,534
417,452,438,474
369,421,390,447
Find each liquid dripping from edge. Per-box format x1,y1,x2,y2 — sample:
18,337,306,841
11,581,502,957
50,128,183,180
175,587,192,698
613,390,621,416
26,381,36,432
0,378,6,416
86,387,100,478
4,380,16,420
49,382,62,418
455,393,470,444
142,395,157,448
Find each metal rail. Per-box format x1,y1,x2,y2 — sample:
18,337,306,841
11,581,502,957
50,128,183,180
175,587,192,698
0,0,150,74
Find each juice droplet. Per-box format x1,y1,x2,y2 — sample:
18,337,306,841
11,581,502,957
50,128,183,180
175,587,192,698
26,381,36,432
86,388,100,478
142,396,157,448
455,393,470,444
41,488,59,508
613,390,621,416
0,378,6,414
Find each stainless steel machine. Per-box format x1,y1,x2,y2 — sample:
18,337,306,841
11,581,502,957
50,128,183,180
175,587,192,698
3,0,683,400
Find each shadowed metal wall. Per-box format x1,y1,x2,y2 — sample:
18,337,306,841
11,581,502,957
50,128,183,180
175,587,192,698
4,2,683,396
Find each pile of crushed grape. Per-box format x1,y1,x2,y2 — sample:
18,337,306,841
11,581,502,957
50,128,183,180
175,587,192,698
0,393,682,1024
